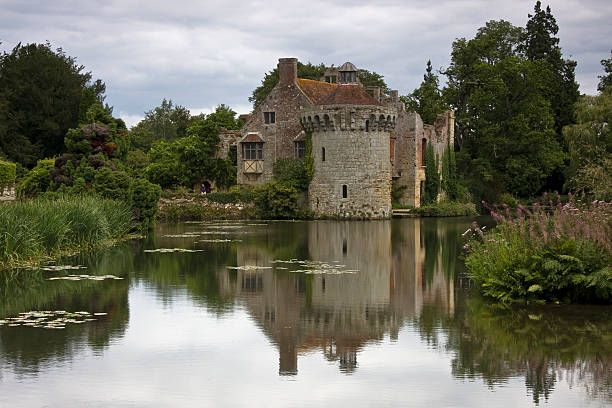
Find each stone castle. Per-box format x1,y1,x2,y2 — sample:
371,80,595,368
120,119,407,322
230,57,454,218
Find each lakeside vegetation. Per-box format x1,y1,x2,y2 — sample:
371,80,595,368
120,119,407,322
0,197,132,269
464,194,611,303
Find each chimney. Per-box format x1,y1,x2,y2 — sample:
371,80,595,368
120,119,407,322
278,58,297,86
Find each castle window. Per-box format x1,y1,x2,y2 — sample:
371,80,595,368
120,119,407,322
365,120,369,132
340,71,356,83
295,141,305,158
342,185,347,198
322,147,326,162
243,142,263,160
264,111,275,124
325,75,337,84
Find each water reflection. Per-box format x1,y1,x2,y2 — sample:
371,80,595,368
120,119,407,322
0,219,609,406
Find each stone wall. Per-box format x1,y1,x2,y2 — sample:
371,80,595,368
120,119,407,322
238,58,313,186
302,105,395,218
216,129,240,159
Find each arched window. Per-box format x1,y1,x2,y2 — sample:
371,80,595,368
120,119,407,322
322,147,326,162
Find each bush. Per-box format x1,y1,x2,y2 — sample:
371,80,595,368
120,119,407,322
17,158,55,198
464,194,612,303
205,186,254,204
273,158,310,190
130,177,162,229
93,168,131,201
0,159,17,192
253,182,305,219
412,201,477,217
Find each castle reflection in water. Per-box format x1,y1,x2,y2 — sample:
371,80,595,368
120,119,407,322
215,219,457,375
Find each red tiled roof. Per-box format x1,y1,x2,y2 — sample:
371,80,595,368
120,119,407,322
297,78,381,106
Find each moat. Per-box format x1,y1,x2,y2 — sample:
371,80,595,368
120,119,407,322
0,219,610,407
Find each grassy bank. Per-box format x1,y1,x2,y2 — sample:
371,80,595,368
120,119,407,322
0,197,132,269
392,201,478,217
464,195,611,304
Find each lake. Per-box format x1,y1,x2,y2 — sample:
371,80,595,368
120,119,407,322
0,218,610,407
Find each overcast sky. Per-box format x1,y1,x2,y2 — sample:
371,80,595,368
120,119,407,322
1,0,610,127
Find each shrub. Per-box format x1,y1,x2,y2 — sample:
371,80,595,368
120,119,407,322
130,177,162,229
93,168,131,201
422,144,439,205
253,182,304,219
273,158,310,190
464,193,612,303
205,186,254,204
17,158,55,198
0,159,17,192
413,201,477,217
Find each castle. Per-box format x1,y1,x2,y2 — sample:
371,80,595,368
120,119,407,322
232,58,454,218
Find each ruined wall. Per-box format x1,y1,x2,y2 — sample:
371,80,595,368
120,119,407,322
238,58,313,186
393,110,454,207
302,105,396,219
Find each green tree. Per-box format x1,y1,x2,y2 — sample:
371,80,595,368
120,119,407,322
441,140,457,200
563,88,612,200
130,99,191,152
598,50,612,92
357,69,389,92
401,60,448,124
0,42,94,167
521,1,579,134
422,144,440,205
444,20,565,200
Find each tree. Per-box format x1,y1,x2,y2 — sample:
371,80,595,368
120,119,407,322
521,1,579,134
357,69,389,92
598,50,612,92
0,42,94,167
401,60,449,124
130,99,191,152
422,144,440,205
562,88,612,200
441,140,457,200
444,20,565,200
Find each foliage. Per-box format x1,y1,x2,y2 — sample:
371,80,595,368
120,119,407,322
391,179,407,205
125,149,150,175
16,158,55,198
598,50,612,92
129,177,162,230
93,168,131,201
444,19,566,201
357,69,389,92
253,182,305,219
411,201,477,217
144,105,241,190
272,158,310,191
422,144,439,205
520,1,579,134
563,88,612,200
0,42,97,167
464,194,612,303
440,140,457,200
205,186,254,204
0,159,16,191
129,99,191,152
0,197,131,269
401,60,449,124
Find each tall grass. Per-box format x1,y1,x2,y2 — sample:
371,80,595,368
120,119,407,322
464,193,612,303
0,197,131,268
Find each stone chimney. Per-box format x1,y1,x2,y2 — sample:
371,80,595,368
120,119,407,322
278,58,297,86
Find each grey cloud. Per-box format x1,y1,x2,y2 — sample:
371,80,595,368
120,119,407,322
1,0,610,126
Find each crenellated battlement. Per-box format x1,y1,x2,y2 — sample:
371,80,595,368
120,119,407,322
301,106,397,133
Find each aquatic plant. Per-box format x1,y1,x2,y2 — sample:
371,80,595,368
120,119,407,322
464,193,612,303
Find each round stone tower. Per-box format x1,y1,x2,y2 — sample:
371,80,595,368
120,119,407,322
301,105,396,219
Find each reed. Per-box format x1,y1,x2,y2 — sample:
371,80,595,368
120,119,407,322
0,197,132,269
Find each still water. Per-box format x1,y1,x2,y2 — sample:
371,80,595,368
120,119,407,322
0,218,610,407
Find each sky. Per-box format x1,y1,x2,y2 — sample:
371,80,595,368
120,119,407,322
1,0,610,128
